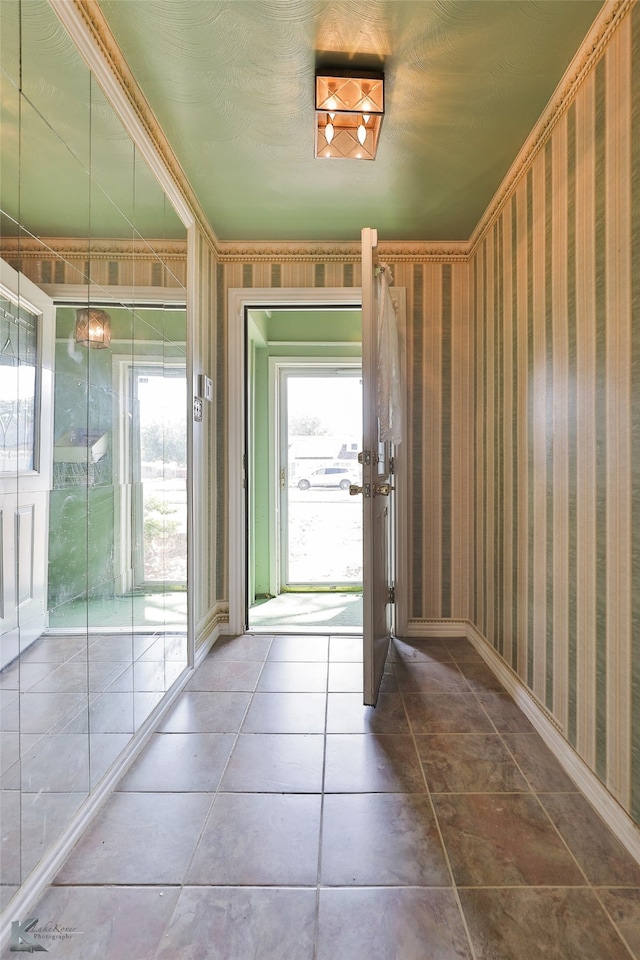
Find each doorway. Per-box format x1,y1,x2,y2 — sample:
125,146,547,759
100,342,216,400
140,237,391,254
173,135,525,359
241,300,363,632
227,285,408,640
249,362,364,631
281,368,362,587
132,365,187,588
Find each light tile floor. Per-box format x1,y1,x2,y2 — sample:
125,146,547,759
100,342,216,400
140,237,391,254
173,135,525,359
18,634,640,959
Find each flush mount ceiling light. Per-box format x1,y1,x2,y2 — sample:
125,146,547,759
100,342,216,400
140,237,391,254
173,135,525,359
75,307,112,349
315,69,384,160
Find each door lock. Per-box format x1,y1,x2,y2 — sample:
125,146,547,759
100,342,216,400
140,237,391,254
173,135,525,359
374,482,393,496
349,484,363,496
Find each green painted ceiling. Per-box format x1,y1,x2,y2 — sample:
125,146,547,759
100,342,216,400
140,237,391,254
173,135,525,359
96,0,605,243
1,0,606,246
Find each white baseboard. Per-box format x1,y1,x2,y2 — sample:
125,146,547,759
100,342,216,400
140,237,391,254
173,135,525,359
404,618,468,638
194,601,229,657
462,620,640,867
404,617,640,866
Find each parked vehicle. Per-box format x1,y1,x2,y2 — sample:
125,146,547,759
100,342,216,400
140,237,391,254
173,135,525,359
297,466,359,490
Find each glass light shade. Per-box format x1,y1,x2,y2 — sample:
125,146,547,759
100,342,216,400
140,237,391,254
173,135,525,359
315,70,384,160
75,308,112,349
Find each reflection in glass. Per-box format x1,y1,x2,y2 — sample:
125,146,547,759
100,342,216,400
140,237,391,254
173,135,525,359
136,368,187,584
0,0,188,917
0,295,38,472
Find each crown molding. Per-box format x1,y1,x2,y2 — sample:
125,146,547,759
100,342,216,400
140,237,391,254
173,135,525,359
469,0,633,253
215,239,470,264
0,236,187,261
1,234,469,268
50,0,219,255
41,0,629,270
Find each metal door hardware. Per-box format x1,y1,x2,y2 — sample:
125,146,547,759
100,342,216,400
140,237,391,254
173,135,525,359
349,483,372,498
374,482,393,496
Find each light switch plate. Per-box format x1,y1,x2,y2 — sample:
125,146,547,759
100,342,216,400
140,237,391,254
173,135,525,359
198,374,213,401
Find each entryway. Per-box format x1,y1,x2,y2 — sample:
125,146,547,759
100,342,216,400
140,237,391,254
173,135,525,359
249,362,364,632
243,304,363,632
227,274,408,679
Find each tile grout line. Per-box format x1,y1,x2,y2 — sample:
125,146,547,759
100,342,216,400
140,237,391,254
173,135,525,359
393,641,481,960
311,634,333,960
154,633,276,947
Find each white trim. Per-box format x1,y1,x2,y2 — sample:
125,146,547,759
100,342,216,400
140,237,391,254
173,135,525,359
40,284,187,305
404,618,468,638
112,355,187,593
390,286,408,638
49,2,194,230
404,617,640,865
227,286,408,637
194,601,229,651
463,620,640,867
267,340,362,348
271,358,363,593
228,288,361,633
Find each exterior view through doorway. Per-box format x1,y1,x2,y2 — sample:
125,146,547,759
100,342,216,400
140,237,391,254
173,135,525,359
245,305,363,631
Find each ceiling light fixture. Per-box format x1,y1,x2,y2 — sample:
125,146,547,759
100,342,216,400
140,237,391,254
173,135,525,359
315,69,384,160
75,307,112,349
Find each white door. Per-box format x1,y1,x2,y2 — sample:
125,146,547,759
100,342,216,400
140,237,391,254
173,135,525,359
0,260,54,669
360,227,396,706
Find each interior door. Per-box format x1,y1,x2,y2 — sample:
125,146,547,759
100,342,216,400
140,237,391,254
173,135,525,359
0,260,54,669
361,227,395,705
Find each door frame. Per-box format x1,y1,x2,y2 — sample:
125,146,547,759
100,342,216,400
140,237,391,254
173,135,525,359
114,356,188,593
0,261,55,668
271,358,363,595
227,286,408,636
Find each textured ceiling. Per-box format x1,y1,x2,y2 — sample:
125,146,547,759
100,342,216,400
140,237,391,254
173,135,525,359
96,0,605,243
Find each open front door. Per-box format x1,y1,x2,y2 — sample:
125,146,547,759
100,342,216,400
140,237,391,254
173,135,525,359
360,227,396,706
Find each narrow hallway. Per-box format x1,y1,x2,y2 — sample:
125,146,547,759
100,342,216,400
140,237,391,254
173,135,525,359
25,634,640,959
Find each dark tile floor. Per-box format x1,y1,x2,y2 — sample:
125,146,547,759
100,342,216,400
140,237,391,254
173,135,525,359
21,634,640,959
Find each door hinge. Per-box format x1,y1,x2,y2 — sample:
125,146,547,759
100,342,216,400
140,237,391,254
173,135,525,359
388,584,395,604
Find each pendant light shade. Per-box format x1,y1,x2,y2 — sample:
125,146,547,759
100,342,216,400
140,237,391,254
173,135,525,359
75,308,112,349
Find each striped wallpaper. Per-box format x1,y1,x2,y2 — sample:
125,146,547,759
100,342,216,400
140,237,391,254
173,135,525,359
471,5,639,820
204,2,640,826
213,257,473,632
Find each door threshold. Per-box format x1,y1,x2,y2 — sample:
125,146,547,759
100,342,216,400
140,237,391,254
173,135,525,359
248,590,363,632
247,624,362,636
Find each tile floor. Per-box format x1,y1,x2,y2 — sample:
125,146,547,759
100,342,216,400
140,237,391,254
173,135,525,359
15,633,640,959
0,631,187,913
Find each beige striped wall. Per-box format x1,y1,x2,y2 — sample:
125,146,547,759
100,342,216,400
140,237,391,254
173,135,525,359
215,257,473,627
470,5,639,821
209,2,640,825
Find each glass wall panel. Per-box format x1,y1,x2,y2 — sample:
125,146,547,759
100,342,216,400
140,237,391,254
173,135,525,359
0,0,188,914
